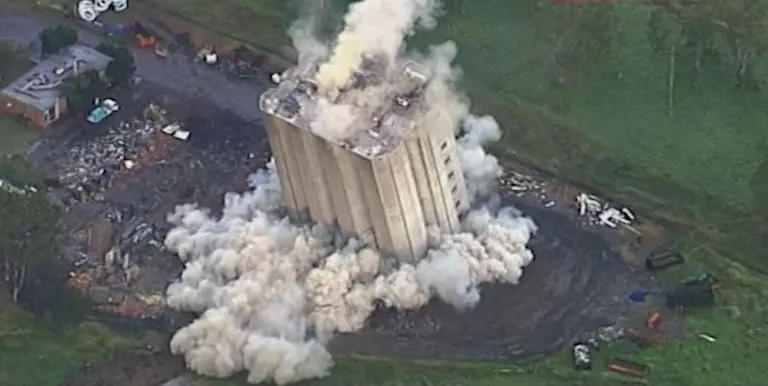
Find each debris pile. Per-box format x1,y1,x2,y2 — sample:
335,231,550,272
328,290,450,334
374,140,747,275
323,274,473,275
43,98,269,323
499,171,557,207
500,171,545,195
56,118,158,200
575,193,637,232
0,178,38,195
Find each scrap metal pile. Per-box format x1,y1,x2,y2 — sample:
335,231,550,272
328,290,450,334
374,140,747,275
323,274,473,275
55,118,157,203
575,192,638,233
52,102,269,321
499,171,557,207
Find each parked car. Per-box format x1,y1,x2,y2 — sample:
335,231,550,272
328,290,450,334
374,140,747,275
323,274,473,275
572,342,592,370
86,99,120,123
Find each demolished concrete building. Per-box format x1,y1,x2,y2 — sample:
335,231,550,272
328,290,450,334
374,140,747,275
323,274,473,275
259,60,469,262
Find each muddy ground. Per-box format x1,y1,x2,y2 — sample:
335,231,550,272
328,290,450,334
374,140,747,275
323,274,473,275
331,195,650,360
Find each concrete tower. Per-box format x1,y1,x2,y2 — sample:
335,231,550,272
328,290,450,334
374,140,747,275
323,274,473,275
259,61,469,262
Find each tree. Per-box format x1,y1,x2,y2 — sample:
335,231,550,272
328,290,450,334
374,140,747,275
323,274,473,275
750,155,768,223
532,2,624,84
39,25,78,57
0,42,33,81
0,156,90,326
96,41,136,86
60,70,108,113
0,156,62,303
647,9,680,55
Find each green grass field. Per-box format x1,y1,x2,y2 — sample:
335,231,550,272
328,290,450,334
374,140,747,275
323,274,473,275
0,304,137,386
0,117,38,155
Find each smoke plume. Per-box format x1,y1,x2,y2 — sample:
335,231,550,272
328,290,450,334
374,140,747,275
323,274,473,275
315,0,441,92
164,0,538,384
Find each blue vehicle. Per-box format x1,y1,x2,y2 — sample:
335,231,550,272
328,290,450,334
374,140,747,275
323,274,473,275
86,99,120,123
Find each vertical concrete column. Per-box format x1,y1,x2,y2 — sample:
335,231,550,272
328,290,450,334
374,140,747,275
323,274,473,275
332,147,373,242
299,130,336,225
322,143,354,233
371,154,414,261
426,132,461,233
263,116,300,216
389,145,428,261
405,136,438,227
356,155,392,254
417,131,453,232
275,119,310,220
346,152,377,246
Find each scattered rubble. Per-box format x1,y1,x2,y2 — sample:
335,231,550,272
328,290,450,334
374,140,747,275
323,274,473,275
575,192,639,233
42,94,269,322
54,118,159,203
500,171,546,196
0,178,38,195
596,325,625,342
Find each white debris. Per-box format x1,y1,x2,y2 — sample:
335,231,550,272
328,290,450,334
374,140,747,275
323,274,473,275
499,171,544,195
173,130,191,141
576,193,601,216
575,192,637,231
161,123,181,135
0,178,35,195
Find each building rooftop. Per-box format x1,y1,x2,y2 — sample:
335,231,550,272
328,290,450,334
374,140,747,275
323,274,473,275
259,60,431,159
1,45,112,112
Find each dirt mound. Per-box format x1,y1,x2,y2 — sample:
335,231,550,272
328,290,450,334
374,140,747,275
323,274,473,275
61,352,185,386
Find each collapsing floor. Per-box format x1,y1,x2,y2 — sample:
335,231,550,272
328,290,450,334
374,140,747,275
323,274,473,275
259,61,469,262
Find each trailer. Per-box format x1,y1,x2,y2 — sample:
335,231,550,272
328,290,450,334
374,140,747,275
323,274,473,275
646,251,685,271
606,357,650,379
666,281,715,309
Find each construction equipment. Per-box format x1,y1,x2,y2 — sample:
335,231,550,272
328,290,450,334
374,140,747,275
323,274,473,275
131,21,156,49
646,251,685,271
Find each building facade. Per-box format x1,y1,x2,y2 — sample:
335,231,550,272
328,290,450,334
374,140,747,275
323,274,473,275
0,45,112,129
260,64,469,262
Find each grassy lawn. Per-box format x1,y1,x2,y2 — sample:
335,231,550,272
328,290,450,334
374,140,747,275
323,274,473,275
0,117,38,155
0,304,137,386
1,42,37,155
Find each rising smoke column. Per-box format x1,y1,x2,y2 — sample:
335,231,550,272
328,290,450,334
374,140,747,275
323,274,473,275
163,0,538,384
315,0,441,91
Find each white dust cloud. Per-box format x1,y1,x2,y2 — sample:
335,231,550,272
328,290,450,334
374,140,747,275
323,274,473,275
315,0,440,91
164,0,538,384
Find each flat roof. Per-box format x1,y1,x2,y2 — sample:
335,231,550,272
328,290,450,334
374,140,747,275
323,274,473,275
1,45,112,112
259,60,431,159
